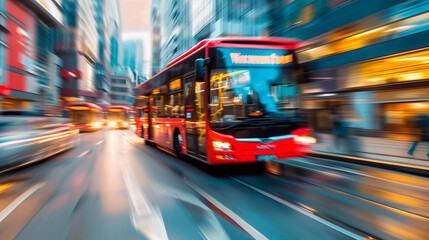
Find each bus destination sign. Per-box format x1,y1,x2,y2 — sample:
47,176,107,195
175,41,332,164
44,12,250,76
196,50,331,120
212,47,293,67
229,53,292,65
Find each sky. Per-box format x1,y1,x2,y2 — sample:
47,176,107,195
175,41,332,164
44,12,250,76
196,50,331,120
120,0,152,33
120,0,152,76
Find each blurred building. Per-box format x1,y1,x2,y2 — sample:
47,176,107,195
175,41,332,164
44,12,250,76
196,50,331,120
111,66,133,107
122,39,144,80
136,75,146,86
93,0,122,106
108,0,122,69
122,39,145,81
0,1,9,104
270,0,429,139
150,0,161,76
157,0,270,69
56,0,100,104
159,0,191,69
193,0,270,40
2,0,63,110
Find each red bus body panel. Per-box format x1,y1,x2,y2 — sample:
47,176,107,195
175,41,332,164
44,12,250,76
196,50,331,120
206,128,311,164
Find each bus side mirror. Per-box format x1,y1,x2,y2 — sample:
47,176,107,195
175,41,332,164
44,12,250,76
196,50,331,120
195,58,210,82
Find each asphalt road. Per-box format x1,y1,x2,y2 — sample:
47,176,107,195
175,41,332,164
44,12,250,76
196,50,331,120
0,129,428,240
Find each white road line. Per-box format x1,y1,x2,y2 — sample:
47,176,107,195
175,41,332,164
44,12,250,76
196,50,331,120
186,181,269,240
153,183,230,240
116,131,139,144
121,161,169,240
96,140,103,145
77,150,90,158
0,183,45,223
232,178,367,240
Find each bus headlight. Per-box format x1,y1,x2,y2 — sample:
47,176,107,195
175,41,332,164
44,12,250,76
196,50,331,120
92,122,102,128
108,121,117,127
294,136,317,145
123,122,128,127
212,141,232,151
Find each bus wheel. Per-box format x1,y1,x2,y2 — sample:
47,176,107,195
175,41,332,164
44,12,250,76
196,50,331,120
174,130,183,157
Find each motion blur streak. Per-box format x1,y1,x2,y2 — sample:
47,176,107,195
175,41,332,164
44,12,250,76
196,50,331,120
0,183,44,223
1,0,429,238
231,178,367,240
0,130,78,148
0,129,428,239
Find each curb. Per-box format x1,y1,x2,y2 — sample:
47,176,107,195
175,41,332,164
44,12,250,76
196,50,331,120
309,151,429,177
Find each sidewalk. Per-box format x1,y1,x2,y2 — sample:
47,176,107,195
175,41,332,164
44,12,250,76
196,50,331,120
309,133,429,175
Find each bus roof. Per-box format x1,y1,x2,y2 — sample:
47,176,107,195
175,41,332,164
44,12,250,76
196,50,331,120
67,102,103,111
135,37,301,90
107,105,131,112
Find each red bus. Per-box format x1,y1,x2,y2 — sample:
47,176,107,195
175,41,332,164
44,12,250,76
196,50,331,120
67,102,103,132
106,106,131,129
134,38,316,164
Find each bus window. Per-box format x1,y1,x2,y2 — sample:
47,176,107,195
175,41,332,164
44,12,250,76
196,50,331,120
152,93,160,118
184,82,194,119
195,82,205,121
195,82,206,154
170,93,182,118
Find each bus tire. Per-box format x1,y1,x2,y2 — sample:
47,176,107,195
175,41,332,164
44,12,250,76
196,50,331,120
173,129,183,158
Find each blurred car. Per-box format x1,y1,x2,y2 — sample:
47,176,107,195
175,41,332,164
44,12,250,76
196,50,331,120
0,110,79,170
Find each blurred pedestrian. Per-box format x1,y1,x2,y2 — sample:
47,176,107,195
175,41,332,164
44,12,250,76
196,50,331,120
333,108,350,153
407,114,429,158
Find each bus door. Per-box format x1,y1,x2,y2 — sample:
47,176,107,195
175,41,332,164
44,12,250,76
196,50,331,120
148,94,154,140
184,74,207,159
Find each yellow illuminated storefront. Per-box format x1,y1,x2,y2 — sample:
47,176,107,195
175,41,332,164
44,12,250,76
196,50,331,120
376,88,429,140
342,48,429,89
0,96,32,110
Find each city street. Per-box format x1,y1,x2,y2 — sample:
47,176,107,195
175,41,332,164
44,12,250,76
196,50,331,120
0,129,427,240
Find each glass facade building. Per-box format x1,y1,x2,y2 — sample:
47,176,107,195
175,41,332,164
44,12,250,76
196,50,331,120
122,39,143,78
159,0,191,69
150,0,161,76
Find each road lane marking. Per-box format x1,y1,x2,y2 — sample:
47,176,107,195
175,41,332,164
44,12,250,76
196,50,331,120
0,183,45,223
96,140,103,145
77,150,91,158
115,130,144,145
185,181,269,240
232,178,368,240
121,160,169,240
153,183,231,240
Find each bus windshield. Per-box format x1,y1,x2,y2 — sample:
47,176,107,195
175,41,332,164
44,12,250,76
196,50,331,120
209,67,299,127
107,112,128,121
70,110,98,124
